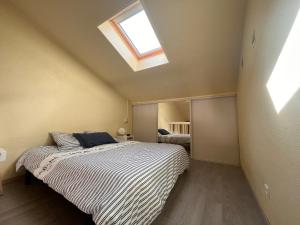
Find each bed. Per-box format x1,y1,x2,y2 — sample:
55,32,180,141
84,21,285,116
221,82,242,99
16,141,189,225
158,133,191,145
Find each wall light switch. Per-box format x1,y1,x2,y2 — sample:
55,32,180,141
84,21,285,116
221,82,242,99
0,148,7,162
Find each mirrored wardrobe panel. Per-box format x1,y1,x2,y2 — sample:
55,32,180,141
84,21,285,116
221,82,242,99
157,101,191,155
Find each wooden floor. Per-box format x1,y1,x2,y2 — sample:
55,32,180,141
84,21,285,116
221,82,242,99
0,160,268,225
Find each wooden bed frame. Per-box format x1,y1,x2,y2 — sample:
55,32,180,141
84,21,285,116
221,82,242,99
25,170,96,225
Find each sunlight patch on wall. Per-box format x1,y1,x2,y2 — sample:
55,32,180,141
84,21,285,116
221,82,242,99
267,9,300,113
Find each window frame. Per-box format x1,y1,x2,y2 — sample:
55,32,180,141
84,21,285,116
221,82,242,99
110,2,163,60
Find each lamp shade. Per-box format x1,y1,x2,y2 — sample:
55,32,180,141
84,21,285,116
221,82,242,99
118,128,126,135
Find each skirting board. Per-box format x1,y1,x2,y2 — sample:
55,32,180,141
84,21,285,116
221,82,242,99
241,167,271,225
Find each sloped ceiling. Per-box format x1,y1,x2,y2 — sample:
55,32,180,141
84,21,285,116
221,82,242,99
10,0,246,101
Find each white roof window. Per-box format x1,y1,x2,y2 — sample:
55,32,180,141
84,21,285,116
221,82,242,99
98,1,168,71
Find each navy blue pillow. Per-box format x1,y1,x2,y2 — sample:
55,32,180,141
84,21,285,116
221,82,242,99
158,129,170,135
73,132,117,148
72,133,86,147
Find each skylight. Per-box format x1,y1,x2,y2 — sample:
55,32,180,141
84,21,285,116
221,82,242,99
98,1,168,71
119,10,162,56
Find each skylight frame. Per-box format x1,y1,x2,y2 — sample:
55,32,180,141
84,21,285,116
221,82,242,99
110,2,164,60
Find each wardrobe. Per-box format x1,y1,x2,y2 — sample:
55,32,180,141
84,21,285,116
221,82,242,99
132,95,239,166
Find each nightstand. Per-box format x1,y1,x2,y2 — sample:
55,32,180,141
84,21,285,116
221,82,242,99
115,136,127,142
0,148,6,195
127,135,134,141
0,171,3,195
115,135,134,142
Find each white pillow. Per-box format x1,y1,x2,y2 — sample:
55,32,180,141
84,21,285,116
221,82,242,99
51,132,83,151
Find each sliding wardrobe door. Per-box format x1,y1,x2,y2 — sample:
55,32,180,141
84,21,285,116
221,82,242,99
133,104,158,142
191,97,239,166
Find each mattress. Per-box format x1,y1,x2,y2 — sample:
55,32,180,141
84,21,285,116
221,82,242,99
16,141,189,225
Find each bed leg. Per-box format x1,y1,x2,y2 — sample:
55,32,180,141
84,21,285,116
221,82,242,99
25,170,32,185
84,214,95,225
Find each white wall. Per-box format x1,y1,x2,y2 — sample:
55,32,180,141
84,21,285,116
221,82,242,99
238,0,300,224
10,0,246,101
0,1,130,180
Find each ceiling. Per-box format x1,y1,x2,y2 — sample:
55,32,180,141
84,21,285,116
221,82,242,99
10,0,246,101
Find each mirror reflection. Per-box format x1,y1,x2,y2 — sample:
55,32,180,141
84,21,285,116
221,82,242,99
158,101,191,155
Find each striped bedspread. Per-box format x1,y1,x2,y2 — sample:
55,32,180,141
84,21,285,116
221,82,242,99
16,141,189,225
158,134,191,144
